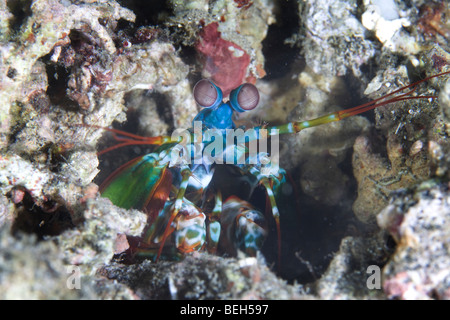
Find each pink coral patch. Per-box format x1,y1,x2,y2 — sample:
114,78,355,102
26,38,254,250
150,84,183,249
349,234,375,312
196,22,251,96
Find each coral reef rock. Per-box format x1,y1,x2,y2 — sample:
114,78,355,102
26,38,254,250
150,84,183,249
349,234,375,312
378,183,450,300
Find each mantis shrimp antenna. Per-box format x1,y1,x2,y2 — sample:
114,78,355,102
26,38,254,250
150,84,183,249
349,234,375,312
268,70,450,136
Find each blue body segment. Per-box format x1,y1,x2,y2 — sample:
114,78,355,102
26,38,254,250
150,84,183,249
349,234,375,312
193,102,235,129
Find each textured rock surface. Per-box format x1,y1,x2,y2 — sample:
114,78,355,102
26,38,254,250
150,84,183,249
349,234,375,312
0,0,449,300
378,183,450,300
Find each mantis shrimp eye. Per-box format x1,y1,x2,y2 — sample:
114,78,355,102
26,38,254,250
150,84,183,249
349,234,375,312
193,79,223,108
229,83,260,112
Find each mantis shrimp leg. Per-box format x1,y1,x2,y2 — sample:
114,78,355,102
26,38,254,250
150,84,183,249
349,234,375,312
206,190,222,254
155,166,193,261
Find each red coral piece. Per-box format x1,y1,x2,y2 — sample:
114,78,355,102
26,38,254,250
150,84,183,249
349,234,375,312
431,53,448,72
417,1,450,39
234,0,253,9
196,22,251,96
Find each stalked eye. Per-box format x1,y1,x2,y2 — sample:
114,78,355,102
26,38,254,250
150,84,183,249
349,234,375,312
193,79,223,108
229,83,259,113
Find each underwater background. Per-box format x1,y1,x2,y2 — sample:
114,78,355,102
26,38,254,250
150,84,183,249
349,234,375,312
0,0,449,299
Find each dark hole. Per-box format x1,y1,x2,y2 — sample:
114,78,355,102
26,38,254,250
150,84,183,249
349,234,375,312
7,67,17,79
117,0,173,27
44,61,78,110
7,0,33,32
262,0,300,80
10,188,74,238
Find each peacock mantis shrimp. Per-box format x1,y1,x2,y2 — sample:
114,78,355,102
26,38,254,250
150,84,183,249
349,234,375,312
92,69,450,267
